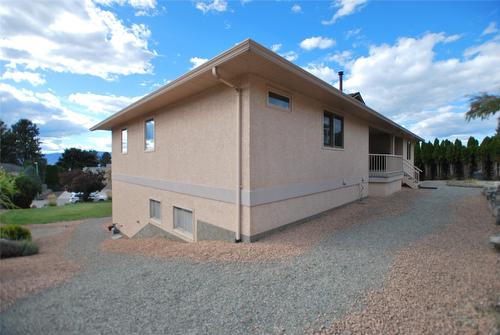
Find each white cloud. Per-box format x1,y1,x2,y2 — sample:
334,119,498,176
189,57,209,69
271,43,282,52
280,51,299,62
0,83,92,139
341,33,500,140
0,0,156,80
291,4,302,13
300,36,335,50
302,63,338,83
68,92,141,115
94,0,156,8
1,69,45,86
482,22,498,36
195,0,227,14
345,28,362,39
322,0,367,25
410,107,496,141
326,50,353,68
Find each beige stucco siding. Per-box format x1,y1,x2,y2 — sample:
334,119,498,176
111,79,251,239
246,75,370,236
112,81,250,190
249,75,369,189
113,180,251,238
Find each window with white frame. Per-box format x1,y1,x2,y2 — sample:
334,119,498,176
145,118,155,151
149,199,161,222
267,90,291,110
121,128,128,154
323,111,344,148
406,141,412,160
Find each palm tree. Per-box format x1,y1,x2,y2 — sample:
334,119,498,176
465,93,500,134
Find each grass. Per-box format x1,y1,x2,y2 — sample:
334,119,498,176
0,201,112,225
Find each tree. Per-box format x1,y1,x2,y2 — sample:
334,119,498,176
45,165,61,191
57,148,99,170
60,170,104,202
465,94,500,135
464,136,479,178
11,119,42,165
0,120,17,164
99,152,111,166
465,94,500,121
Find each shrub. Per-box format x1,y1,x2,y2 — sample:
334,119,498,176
0,168,18,209
0,224,32,241
0,239,39,258
60,170,104,202
12,175,42,208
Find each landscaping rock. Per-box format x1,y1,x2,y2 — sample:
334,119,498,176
489,234,500,251
111,234,122,240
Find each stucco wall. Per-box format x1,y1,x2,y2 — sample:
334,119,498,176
111,78,251,239
368,177,403,196
113,180,251,239
246,75,370,236
248,75,369,189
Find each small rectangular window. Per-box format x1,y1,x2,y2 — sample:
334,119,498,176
268,91,290,110
406,141,411,160
173,207,193,236
121,128,128,154
145,118,155,151
323,112,344,148
150,199,161,222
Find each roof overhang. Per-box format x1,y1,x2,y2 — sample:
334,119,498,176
91,39,423,142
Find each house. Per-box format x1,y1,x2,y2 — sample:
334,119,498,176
91,39,423,243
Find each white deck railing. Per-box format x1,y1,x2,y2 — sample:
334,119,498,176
403,159,422,184
369,154,403,174
369,154,422,185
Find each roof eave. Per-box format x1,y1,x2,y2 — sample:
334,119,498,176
90,39,253,131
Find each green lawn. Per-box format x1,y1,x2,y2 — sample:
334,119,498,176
0,201,112,225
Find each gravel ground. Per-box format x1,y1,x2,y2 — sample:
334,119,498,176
317,193,500,335
102,189,421,262
0,221,82,311
0,184,491,334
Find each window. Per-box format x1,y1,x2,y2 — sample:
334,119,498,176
145,118,155,151
173,207,193,236
323,112,344,148
121,129,128,154
406,141,412,160
150,199,161,222
268,91,290,110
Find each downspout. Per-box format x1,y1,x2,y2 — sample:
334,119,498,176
212,67,242,242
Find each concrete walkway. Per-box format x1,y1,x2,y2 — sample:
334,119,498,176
0,184,478,335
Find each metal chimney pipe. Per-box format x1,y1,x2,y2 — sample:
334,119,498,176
338,71,344,92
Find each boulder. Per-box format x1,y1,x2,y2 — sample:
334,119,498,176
490,234,500,251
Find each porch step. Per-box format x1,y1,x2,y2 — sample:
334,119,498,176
403,175,419,189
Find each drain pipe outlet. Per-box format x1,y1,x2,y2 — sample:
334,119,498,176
212,67,242,242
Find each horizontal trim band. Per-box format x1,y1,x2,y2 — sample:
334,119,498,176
113,174,369,207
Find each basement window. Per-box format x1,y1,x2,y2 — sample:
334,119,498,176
150,199,161,223
268,90,291,110
121,128,128,154
323,111,344,148
173,206,193,237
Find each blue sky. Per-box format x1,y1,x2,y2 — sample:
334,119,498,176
1,0,499,153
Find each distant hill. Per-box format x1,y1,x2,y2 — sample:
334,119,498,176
44,151,109,165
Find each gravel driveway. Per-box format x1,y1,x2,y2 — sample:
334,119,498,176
0,184,483,334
